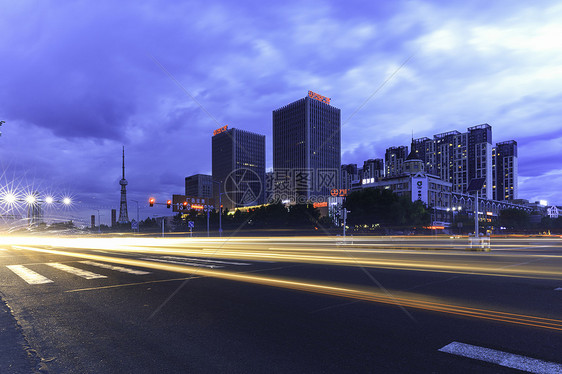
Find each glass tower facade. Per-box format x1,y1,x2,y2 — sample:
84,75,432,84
272,93,341,203
212,127,265,210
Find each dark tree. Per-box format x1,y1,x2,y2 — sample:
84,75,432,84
344,188,430,229
498,208,530,230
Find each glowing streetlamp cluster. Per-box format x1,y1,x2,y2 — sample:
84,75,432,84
1,192,72,207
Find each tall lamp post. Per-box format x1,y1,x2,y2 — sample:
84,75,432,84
95,209,101,233
467,178,486,238
130,199,140,232
212,180,223,237
204,205,213,237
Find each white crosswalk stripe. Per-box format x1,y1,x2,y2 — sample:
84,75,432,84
79,261,150,275
7,265,54,285
46,263,107,279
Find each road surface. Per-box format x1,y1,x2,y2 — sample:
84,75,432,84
1,236,561,373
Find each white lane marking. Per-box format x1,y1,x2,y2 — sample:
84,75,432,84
439,341,562,373
140,258,222,269
159,256,251,266
79,261,151,275
6,265,54,285
555,288,562,291
45,263,107,279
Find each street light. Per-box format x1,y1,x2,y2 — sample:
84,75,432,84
3,193,17,204
212,180,223,237
153,215,165,237
203,204,214,237
95,209,101,233
130,199,140,232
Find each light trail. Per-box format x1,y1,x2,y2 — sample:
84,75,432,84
10,244,562,332
3,236,562,280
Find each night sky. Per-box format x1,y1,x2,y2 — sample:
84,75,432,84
1,0,561,226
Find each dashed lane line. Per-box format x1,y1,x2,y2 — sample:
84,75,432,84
6,265,53,285
65,276,203,293
64,264,305,293
159,256,251,266
45,263,107,279
79,261,151,275
140,258,222,269
439,341,562,373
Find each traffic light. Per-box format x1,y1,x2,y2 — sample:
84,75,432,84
149,197,155,207
166,200,171,208
182,201,188,210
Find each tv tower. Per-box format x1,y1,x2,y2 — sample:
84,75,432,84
118,146,130,224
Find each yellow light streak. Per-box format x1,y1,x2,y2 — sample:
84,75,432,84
3,235,562,281
10,243,562,332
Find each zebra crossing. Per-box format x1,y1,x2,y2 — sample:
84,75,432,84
5,256,255,285
6,265,54,285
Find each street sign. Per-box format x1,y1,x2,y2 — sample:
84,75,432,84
131,219,138,230
466,178,485,192
188,221,194,228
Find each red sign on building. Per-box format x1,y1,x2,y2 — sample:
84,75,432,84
213,125,228,136
308,91,331,105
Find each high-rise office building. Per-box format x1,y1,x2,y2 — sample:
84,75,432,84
212,126,265,210
385,146,408,178
467,124,493,199
273,91,341,203
493,140,518,200
185,174,213,199
411,124,495,200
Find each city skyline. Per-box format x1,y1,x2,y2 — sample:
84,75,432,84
1,1,562,225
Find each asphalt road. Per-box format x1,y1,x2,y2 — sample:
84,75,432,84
1,236,562,373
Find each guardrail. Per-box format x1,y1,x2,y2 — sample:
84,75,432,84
468,236,491,251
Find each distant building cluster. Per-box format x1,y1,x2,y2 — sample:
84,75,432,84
341,124,522,225
178,91,528,225
343,124,518,202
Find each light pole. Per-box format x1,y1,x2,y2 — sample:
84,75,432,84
474,190,479,238
204,205,213,237
153,215,165,237
342,208,350,239
212,180,223,237
130,199,140,232
95,209,101,233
